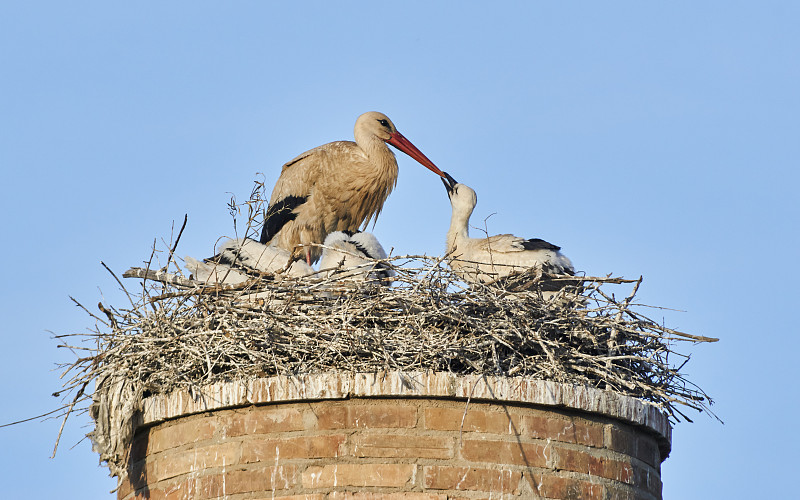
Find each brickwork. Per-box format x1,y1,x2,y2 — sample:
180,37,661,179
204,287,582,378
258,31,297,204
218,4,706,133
119,397,667,499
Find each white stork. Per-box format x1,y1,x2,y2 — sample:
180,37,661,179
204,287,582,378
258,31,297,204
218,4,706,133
441,173,575,287
185,238,313,285
260,111,446,264
318,230,395,284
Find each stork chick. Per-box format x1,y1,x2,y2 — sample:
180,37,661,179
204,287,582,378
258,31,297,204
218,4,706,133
260,111,446,265
318,230,394,284
186,237,313,285
441,173,574,286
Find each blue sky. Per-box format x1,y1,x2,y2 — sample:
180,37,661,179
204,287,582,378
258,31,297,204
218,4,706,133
1,2,797,498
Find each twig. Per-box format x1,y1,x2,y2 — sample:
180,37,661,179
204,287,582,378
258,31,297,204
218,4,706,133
164,214,188,272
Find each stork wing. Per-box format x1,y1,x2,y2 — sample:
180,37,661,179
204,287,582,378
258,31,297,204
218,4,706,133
480,234,530,253
260,147,326,245
479,234,562,253
279,148,316,173
260,194,307,244
520,238,561,251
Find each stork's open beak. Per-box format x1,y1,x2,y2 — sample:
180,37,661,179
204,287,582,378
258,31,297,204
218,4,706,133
441,171,458,198
386,131,446,178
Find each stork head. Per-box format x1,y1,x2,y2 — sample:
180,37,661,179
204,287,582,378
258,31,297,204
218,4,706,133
350,231,389,260
441,171,477,211
322,231,355,248
355,111,446,178
441,171,458,198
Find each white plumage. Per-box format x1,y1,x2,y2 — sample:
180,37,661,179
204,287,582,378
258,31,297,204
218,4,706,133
184,255,250,285
317,230,394,284
185,238,313,285
441,173,574,285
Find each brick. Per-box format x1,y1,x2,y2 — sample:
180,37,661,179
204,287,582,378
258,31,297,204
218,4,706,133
148,417,217,454
423,466,521,494
424,407,514,434
119,458,156,499
635,435,661,467
351,434,453,459
348,405,417,428
260,496,325,500
607,459,635,484
522,415,604,448
130,487,166,500
602,484,637,500
606,424,636,457
313,406,348,429
312,405,417,430
223,407,305,436
633,463,663,497
530,475,604,500
161,476,201,500
461,439,547,467
116,473,135,500
194,466,297,497
153,441,240,481
554,447,634,484
266,496,325,500
553,447,600,475
327,493,446,500
302,464,415,488
241,434,346,462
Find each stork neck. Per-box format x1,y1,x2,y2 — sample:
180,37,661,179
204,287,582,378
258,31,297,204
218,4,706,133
446,206,471,252
353,128,393,166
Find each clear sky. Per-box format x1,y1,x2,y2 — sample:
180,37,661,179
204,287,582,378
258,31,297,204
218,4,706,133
1,2,797,498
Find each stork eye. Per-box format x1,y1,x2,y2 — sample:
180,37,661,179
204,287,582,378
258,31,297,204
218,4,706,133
378,119,390,128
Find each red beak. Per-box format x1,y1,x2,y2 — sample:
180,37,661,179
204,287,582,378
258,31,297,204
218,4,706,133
386,131,446,178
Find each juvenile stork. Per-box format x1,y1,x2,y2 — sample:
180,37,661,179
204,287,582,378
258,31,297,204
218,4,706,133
185,238,313,285
260,111,446,264
441,173,575,287
318,230,394,284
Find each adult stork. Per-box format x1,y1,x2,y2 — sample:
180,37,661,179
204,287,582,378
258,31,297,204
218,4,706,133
260,111,446,264
441,173,575,287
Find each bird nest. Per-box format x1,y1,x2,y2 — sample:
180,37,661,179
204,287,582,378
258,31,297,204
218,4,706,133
52,181,717,477
57,255,717,476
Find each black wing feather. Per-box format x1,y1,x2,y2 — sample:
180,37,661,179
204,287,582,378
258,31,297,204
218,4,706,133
350,240,393,280
210,251,237,267
260,195,307,244
350,240,372,259
520,238,561,251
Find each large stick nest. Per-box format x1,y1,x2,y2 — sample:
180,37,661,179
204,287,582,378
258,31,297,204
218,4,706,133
53,179,717,477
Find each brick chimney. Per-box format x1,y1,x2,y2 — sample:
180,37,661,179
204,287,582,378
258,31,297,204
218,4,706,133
119,372,669,499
